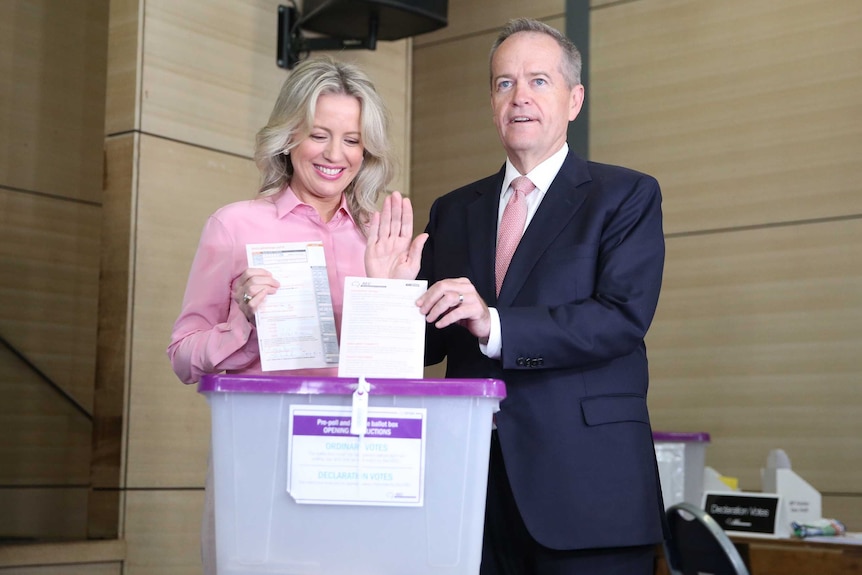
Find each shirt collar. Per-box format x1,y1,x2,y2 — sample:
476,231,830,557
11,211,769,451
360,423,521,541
274,185,357,225
503,143,569,194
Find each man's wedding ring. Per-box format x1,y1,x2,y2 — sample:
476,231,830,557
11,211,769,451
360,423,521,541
242,293,252,304
458,293,464,305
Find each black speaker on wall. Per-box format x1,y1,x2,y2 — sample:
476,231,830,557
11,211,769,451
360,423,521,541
277,0,448,69
301,0,448,41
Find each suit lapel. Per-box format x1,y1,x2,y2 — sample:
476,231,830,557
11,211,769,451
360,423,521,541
497,153,592,305
467,168,505,303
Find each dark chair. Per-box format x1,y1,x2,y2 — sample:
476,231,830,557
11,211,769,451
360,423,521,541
664,502,750,575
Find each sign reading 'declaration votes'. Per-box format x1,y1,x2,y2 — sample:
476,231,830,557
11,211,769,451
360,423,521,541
286,405,427,506
703,492,781,537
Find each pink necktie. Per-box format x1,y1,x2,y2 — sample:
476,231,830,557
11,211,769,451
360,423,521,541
496,176,536,296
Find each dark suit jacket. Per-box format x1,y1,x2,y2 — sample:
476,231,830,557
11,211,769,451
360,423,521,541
419,151,667,551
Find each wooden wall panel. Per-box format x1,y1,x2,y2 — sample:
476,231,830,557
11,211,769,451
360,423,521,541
648,219,862,493
415,0,564,46
590,0,862,234
0,1,109,202
126,134,259,488
93,134,137,489
412,29,503,228
0,488,88,541
0,348,91,487
139,1,412,192
0,189,101,412
0,540,124,574
0,564,120,575
105,0,143,135
89,133,137,539
123,490,204,575
140,0,287,155
823,495,862,534
0,0,108,550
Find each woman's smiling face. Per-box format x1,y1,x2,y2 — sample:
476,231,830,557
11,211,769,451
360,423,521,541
290,93,364,219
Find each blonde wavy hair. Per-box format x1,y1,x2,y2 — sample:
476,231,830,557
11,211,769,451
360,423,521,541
254,56,394,231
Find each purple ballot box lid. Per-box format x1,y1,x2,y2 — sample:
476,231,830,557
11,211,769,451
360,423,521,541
652,431,711,443
198,373,507,399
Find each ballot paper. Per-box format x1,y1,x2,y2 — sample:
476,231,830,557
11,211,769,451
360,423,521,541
246,242,339,371
337,277,428,378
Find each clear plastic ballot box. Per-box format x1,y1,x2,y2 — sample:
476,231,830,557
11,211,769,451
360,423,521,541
198,374,506,575
653,431,711,508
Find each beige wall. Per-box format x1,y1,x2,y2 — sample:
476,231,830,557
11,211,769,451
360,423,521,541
0,540,124,575
411,0,862,529
0,0,109,543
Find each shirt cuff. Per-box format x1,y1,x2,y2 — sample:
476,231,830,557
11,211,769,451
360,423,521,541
479,307,502,359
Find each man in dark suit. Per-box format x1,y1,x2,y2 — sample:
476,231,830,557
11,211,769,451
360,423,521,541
415,17,667,575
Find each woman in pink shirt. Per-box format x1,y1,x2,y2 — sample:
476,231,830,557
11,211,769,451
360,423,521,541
167,56,425,573
168,56,425,384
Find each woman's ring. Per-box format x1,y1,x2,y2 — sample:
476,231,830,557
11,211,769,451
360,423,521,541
242,293,252,304
458,293,464,305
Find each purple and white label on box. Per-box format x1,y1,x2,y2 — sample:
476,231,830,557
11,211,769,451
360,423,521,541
287,405,426,506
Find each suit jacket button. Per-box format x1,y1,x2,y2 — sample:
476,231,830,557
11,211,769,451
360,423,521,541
530,358,539,367
537,357,544,366
516,357,525,367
